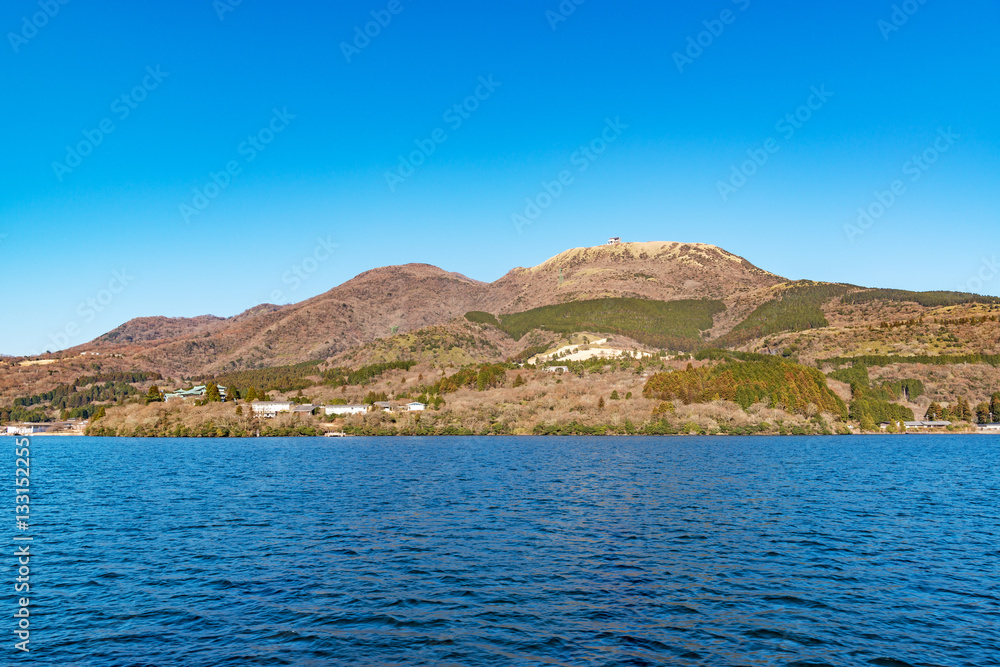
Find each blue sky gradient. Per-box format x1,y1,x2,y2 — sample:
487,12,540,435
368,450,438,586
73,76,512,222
2,0,998,355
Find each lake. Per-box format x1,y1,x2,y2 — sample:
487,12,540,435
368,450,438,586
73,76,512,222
9,435,999,665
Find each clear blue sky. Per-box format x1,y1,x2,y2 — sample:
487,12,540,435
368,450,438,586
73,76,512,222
2,0,998,355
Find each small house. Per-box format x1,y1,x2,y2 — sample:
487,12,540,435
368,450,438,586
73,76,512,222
406,402,426,412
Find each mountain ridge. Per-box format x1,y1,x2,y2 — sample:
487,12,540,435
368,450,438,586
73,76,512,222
22,240,998,380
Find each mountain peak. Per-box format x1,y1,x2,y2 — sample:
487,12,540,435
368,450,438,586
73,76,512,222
531,241,778,277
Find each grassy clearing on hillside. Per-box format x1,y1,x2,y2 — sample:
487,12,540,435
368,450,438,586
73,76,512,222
488,298,726,352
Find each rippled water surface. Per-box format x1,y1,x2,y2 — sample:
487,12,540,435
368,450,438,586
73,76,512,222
11,435,1000,665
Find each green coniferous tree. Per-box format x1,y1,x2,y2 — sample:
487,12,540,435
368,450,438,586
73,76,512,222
959,396,973,422
991,392,1000,423
975,402,991,424
146,385,163,403
860,414,876,432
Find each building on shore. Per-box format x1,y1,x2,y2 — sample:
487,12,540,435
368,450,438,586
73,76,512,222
324,404,368,416
903,421,952,430
250,401,294,418
5,423,52,435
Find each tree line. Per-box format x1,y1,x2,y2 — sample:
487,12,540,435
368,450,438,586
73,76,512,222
822,353,1000,368
718,282,850,348
843,289,1000,308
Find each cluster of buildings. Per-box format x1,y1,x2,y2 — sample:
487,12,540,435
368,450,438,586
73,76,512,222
249,400,426,419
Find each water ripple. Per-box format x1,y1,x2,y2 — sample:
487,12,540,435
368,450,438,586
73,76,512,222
12,434,1000,665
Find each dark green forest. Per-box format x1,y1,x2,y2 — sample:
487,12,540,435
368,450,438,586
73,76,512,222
483,298,726,351
207,360,323,394
844,289,1000,308
718,282,851,347
822,353,1000,368
643,356,847,418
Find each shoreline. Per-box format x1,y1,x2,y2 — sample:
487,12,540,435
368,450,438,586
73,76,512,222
9,430,995,439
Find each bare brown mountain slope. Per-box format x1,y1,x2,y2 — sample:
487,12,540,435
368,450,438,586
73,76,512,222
73,242,788,375
78,263,490,376
484,241,783,313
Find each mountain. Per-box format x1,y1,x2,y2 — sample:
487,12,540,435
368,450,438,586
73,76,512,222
12,238,1000,382
6,240,1000,436
65,242,787,375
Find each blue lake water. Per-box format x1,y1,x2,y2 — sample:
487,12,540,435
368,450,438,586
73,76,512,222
7,435,999,665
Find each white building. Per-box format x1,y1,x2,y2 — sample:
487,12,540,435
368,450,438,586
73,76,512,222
406,402,426,412
607,237,621,245
5,424,51,435
251,401,294,418
904,421,952,430
324,404,368,416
